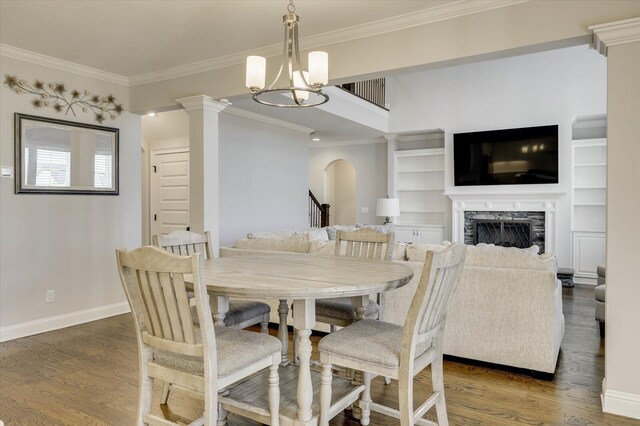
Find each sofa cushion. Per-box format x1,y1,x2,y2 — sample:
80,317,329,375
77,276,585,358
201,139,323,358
392,242,407,261
356,223,393,233
464,244,556,272
406,243,450,262
597,265,606,278
326,225,357,240
246,230,296,239
297,228,329,242
235,236,311,253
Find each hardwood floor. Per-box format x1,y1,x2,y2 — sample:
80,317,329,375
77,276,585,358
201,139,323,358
1,285,638,425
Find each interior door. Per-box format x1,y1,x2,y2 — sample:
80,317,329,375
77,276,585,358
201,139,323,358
150,150,190,238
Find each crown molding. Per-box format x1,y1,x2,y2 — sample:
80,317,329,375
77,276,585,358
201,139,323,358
128,0,528,86
224,106,314,134
0,43,129,86
176,95,230,112
590,17,640,56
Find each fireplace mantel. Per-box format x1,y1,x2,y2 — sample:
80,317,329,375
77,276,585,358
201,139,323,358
446,191,566,255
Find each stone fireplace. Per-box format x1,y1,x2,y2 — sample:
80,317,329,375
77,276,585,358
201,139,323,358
464,211,545,252
447,192,564,255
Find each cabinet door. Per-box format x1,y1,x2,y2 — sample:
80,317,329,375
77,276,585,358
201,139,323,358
393,226,415,244
572,231,606,280
416,227,445,244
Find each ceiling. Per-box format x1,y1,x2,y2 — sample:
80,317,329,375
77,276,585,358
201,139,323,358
0,0,454,77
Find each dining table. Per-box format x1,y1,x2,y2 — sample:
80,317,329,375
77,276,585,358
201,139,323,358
201,252,414,426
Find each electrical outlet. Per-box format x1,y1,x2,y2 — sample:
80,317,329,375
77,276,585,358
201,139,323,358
361,207,369,214
46,290,55,303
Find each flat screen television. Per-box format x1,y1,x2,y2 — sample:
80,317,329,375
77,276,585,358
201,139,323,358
454,125,558,186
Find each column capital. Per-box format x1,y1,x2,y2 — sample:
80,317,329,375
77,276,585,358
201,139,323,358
590,17,640,56
176,95,231,113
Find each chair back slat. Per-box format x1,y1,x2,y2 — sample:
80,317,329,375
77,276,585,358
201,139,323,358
401,244,466,364
172,273,197,345
159,272,185,343
137,269,163,337
148,270,174,339
117,246,211,357
335,228,395,261
153,230,213,260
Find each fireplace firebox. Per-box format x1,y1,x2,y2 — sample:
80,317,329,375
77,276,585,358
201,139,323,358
464,211,545,253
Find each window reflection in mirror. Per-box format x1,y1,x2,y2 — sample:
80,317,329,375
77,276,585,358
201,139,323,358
15,114,118,195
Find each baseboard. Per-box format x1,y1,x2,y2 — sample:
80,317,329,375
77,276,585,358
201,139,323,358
0,301,131,342
602,379,640,419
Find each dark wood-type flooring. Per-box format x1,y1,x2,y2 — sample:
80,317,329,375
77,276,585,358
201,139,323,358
1,285,638,425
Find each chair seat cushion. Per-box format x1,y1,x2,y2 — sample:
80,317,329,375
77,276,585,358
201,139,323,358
315,298,380,322
191,300,270,327
595,284,606,302
318,319,431,368
153,327,281,378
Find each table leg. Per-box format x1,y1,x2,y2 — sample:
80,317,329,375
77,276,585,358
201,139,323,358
351,295,369,420
210,295,229,327
278,299,290,366
292,299,315,424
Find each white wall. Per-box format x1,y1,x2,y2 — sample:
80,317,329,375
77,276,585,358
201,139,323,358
0,56,141,339
309,142,387,225
219,113,309,245
386,45,607,267
142,110,310,247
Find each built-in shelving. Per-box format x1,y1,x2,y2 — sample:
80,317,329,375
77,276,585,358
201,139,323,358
393,146,448,228
572,137,607,283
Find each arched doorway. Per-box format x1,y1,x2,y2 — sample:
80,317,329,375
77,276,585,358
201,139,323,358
324,159,356,226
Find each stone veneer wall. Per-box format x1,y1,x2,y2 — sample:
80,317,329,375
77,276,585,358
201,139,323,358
464,211,546,253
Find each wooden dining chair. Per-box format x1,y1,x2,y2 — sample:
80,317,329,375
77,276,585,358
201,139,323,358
153,230,271,332
116,246,281,426
316,228,395,329
318,243,466,426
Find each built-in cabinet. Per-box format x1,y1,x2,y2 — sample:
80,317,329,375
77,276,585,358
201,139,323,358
389,133,450,243
393,224,445,244
572,138,606,284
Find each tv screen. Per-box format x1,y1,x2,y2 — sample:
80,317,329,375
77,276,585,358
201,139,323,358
454,125,558,186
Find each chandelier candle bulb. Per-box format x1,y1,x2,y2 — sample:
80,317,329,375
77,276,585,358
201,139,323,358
246,56,266,90
293,71,310,101
308,51,328,86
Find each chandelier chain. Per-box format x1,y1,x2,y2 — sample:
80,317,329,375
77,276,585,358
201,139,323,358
287,0,295,14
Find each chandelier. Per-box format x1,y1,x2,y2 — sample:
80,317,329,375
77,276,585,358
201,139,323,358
245,0,329,108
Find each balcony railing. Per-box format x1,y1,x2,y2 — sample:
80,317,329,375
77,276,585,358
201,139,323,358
339,78,387,110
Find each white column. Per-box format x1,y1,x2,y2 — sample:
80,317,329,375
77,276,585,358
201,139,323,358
176,95,229,256
591,18,640,420
384,134,398,200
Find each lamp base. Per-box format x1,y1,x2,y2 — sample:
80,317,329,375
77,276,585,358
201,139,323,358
383,217,391,224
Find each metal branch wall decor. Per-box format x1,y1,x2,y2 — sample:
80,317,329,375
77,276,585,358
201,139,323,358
4,74,124,124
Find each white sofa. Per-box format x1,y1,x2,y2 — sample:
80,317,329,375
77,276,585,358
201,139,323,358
220,234,564,374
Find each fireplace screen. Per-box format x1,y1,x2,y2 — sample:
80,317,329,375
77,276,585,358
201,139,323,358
474,220,533,249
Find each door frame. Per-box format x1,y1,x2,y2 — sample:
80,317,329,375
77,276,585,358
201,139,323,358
149,147,190,240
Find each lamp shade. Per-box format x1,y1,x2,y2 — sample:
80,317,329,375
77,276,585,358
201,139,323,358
246,56,266,90
376,198,400,217
308,51,328,86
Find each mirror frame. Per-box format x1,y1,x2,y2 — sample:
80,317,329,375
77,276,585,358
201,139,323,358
14,113,119,195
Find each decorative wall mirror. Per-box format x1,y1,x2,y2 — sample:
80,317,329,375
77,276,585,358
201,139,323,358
15,113,119,195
